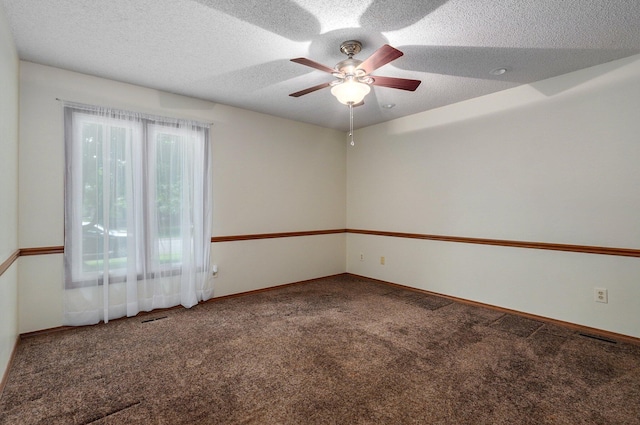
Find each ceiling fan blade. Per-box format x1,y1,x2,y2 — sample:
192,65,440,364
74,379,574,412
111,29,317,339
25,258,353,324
290,58,336,74
370,76,421,91
289,82,332,97
356,44,404,74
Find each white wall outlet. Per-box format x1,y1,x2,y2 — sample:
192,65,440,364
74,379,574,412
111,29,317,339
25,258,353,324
594,287,608,303
380,256,385,265
212,264,218,277
360,253,364,261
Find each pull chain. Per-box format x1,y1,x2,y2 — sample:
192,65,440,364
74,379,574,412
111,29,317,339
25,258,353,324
348,102,355,146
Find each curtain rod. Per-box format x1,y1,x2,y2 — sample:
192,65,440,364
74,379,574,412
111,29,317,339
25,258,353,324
55,98,214,126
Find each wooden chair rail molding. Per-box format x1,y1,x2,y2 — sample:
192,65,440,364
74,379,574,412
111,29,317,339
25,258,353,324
0,249,20,277
20,246,65,256
2,228,638,279
210,229,346,242
347,229,640,258
0,247,63,278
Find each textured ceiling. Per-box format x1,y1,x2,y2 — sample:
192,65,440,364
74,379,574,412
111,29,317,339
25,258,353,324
2,0,640,131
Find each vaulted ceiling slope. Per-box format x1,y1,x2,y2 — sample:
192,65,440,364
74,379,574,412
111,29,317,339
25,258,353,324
2,0,640,131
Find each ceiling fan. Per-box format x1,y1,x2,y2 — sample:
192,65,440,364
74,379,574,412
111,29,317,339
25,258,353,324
289,40,421,105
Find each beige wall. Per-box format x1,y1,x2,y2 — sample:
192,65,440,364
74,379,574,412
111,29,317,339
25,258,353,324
0,4,20,382
11,51,640,341
18,61,346,333
347,55,640,338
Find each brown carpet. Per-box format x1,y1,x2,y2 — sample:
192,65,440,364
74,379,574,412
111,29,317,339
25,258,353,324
1,274,639,424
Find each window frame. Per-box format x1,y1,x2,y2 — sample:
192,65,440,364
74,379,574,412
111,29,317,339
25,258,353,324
64,106,210,288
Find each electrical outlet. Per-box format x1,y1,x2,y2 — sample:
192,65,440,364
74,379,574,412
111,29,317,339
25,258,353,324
380,256,385,265
360,253,364,261
594,287,608,303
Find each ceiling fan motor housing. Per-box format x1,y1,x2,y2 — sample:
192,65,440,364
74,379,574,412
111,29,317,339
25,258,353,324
336,41,372,81
335,58,364,76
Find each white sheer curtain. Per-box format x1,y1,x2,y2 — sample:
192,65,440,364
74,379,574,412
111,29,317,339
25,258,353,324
63,102,212,325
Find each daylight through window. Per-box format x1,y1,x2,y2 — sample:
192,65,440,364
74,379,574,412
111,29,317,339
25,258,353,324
63,103,212,325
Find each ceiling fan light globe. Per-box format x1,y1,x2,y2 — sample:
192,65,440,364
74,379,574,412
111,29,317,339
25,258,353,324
331,80,371,105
